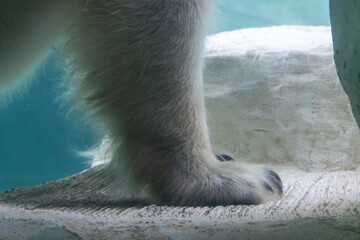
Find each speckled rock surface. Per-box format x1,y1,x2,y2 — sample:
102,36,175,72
203,26,360,171
330,0,360,128
1,165,360,240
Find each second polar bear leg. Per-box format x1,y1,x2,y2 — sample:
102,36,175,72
66,0,283,206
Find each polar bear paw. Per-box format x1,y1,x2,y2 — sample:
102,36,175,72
156,154,283,206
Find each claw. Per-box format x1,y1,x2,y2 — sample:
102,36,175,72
216,154,234,162
264,168,283,195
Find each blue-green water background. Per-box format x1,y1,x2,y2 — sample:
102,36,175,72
0,0,330,193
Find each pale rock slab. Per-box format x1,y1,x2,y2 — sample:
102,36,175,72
204,26,360,171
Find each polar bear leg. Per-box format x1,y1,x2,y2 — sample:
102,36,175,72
0,0,283,206
65,0,282,206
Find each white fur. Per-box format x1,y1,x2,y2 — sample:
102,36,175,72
0,0,282,206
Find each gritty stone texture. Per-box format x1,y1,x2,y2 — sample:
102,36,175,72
204,26,360,171
1,165,360,239
330,0,360,128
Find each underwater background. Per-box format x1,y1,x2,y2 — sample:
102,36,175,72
0,0,330,193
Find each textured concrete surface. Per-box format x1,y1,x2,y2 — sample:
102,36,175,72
1,165,360,239
204,26,360,171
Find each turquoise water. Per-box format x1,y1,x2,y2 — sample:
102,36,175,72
212,0,329,33
0,0,330,193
